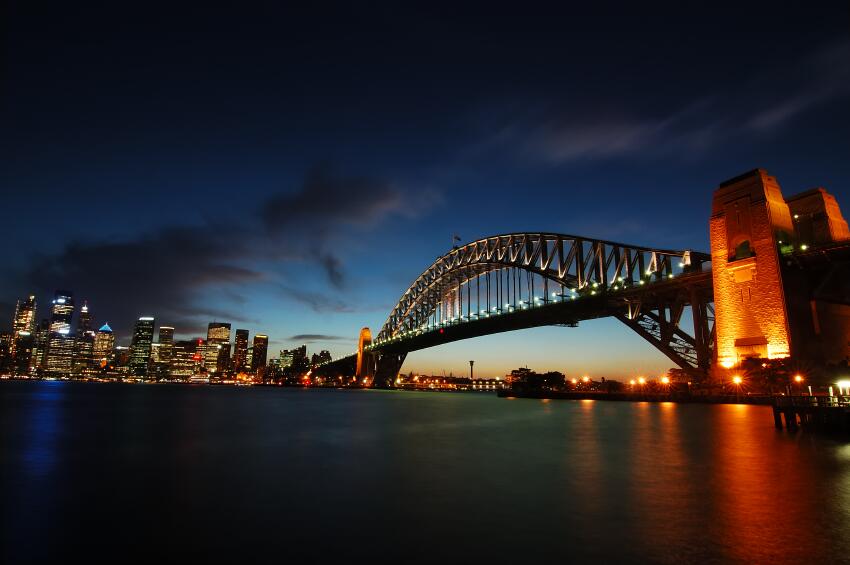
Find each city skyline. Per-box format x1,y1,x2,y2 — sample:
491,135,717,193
2,3,849,378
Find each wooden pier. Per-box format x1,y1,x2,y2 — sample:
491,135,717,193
773,396,850,434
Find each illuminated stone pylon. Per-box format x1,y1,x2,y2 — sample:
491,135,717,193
355,327,373,379
710,169,795,371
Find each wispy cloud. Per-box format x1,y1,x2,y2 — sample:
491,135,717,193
486,40,850,164
288,334,351,342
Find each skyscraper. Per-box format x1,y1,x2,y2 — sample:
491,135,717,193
11,294,37,370
251,334,268,372
72,301,95,376
12,295,37,342
233,329,249,372
128,317,155,378
31,319,50,373
49,290,74,333
46,290,75,375
93,323,115,366
77,300,93,333
158,326,174,364
205,322,231,375
171,339,202,379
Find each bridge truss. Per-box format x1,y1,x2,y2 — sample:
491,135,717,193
365,233,715,385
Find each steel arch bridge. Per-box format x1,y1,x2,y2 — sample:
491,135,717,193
315,233,715,387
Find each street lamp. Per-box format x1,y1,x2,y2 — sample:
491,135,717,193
732,375,743,402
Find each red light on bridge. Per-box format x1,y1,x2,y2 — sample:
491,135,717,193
439,328,444,334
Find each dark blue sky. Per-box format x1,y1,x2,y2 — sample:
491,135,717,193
2,1,849,377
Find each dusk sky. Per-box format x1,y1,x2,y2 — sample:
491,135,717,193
2,2,849,378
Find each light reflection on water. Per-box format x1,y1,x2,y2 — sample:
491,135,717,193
2,381,850,564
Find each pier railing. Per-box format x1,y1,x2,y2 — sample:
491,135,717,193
774,395,850,408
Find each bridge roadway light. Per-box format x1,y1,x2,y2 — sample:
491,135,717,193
661,376,670,385
794,374,804,383
732,375,743,385
637,377,646,385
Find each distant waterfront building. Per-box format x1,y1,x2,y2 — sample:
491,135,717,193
48,290,74,333
157,326,174,374
31,319,50,373
114,345,131,371
93,323,115,366
77,300,93,334
280,349,294,369
128,317,156,377
251,334,268,372
171,339,202,379
11,294,37,371
46,290,75,375
0,332,12,374
205,322,231,375
318,350,332,364
12,295,37,338
72,301,95,376
11,331,34,375
233,329,249,372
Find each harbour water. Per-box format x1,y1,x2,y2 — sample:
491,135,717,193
3,381,850,564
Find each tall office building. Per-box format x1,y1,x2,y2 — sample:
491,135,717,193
251,334,268,372
93,323,115,366
0,333,12,373
171,340,202,379
150,326,174,380
158,326,174,362
31,319,50,373
72,301,95,376
12,331,34,375
46,290,75,375
205,322,231,375
77,301,93,333
232,329,249,372
128,317,156,377
49,290,74,333
12,294,37,343
11,294,37,369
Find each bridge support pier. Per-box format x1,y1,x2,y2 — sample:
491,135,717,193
373,353,406,389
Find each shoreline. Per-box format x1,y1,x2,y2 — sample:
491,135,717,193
497,389,775,405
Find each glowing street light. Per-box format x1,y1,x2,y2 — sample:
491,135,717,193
660,376,670,385
732,375,742,385
637,377,646,385
794,374,803,383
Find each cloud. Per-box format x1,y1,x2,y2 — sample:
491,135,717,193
288,334,350,342
487,40,850,164
746,41,850,132
6,166,439,339
279,286,355,313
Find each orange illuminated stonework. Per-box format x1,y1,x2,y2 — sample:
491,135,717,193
356,327,372,378
711,169,850,373
710,170,794,370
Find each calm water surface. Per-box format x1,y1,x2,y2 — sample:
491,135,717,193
2,381,850,564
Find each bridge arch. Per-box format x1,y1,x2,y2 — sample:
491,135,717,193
365,233,714,384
